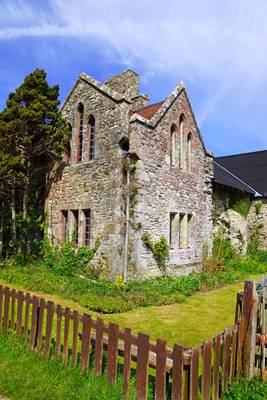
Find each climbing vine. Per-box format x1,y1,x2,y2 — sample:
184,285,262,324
141,232,169,275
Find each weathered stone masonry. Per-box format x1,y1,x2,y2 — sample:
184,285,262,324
47,70,214,277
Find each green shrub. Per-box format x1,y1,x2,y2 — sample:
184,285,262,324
141,233,169,274
248,223,264,255
254,201,262,215
225,378,267,399
41,237,101,278
231,199,251,217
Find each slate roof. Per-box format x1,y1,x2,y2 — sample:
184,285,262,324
215,150,267,196
135,101,164,120
213,161,258,195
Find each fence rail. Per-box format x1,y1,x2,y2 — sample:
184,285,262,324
0,279,264,399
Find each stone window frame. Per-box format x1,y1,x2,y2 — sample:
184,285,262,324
179,114,185,170
71,209,79,245
61,210,69,242
76,103,84,163
83,208,91,246
187,132,193,173
88,115,96,161
64,123,72,164
168,211,194,250
170,123,178,166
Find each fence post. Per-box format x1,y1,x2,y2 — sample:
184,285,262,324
242,280,258,378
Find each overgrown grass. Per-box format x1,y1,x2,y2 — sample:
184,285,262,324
0,333,136,400
0,251,267,314
225,378,267,399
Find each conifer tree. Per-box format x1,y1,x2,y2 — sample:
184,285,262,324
0,69,69,255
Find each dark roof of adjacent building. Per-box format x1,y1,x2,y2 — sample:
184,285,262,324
135,101,164,120
215,150,267,196
213,161,258,195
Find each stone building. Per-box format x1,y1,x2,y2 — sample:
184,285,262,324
46,70,214,278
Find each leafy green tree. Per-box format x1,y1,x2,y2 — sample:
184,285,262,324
0,69,69,255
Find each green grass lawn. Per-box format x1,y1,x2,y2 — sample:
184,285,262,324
0,334,136,400
0,274,262,347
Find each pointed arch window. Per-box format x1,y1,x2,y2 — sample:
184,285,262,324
179,115,185,169
187,133,192,172
77,103,84,162
88,115,95,160
65,123,72,163
170,124,177,166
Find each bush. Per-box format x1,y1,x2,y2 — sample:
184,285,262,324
231,199,251,217
225,378,267,399
41,237,101,278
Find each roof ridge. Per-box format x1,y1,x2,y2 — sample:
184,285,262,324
216,149,267,159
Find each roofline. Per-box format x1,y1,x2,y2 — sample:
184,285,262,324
216,149,267,159
214,160,262,196
61,72,132,111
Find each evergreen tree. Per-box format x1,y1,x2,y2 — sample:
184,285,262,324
0,69,69,255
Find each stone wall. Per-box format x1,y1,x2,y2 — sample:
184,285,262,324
247,198,267,249
128,88,213,276
212,182,252,222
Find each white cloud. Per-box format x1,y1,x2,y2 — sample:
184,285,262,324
1,0,267,133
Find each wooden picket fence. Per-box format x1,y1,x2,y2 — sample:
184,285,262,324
0,279,264,399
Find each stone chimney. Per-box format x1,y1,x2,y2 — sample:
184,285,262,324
105,70,140,99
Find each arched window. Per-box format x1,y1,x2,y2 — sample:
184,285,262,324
88,115,95,160
77,103,84,162
66,123,72,163
187,133,192,172
179,115,185,169
170,124,177,166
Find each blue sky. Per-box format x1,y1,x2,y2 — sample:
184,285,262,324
1,0,267,156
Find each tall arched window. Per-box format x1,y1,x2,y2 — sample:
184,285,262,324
170,124,177,166
66,123,72,163
179,115,185,169
77,103,84,162
88,115,95,160
187,133,192,172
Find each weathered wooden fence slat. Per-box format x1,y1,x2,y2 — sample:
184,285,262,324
107,323,119,385
63,307,70,366
36,298,45,350
55,304,62,360
122,327,132,396
10,288,16,333
212,334,221,400
44,300,54,359
3,287,10,334
16,290,24,334
230,328,238,383
136,333,150,400
222,330,231,395
190,347,199,400
23,293,31,337
30,295,39,349
171,344,183,400
201,339,212,400
94,318,104,376
155,338,167,400
71,310,79,367
81,314,91,370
